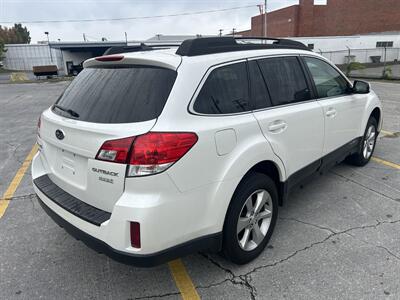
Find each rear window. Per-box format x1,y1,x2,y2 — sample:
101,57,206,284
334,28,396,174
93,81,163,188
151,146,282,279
53,66,177,123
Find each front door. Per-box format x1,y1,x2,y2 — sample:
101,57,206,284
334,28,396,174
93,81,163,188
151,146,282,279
302,56,365,156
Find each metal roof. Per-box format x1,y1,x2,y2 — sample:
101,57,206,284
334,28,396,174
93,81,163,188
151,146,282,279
49,41,127,49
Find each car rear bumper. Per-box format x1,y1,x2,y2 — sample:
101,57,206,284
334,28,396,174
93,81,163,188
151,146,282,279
36,196,221,267
32,151,224,266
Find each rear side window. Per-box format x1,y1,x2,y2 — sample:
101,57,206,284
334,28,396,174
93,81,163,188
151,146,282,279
258,57,311,106
248,60,272,110
53,66,177,123
193,62,250,114
303,57,349,98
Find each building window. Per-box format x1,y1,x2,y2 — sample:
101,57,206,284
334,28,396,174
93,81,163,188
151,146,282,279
376,41,394,48
307,43,314,50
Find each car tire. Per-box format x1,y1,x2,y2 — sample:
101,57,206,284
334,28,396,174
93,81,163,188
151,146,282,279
346,117,378,166
222,172,278,264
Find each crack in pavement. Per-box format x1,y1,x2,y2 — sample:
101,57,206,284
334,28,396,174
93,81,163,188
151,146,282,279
3,193,36,201
133,291,180,299
331,170,399,202
199,218,400,297
198,253,256,300
279,217,337,234
4,141,24,165
242,218,400,277
350,167,400,194
345,232,400,261
29,195,39,211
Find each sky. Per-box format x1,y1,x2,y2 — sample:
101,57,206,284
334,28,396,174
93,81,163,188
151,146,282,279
0,0,326,43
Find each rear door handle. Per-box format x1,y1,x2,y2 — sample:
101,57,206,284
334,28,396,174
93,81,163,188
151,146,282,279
268,121,287,133
326,108,337,118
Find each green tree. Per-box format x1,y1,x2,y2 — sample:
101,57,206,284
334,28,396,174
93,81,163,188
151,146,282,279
0,24,31,44
13,23,31,43
0,39,6,63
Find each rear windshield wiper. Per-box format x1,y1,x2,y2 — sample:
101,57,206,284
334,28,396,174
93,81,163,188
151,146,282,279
53,104,80,118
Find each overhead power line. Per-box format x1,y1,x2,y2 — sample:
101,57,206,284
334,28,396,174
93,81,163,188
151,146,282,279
0,4,256,24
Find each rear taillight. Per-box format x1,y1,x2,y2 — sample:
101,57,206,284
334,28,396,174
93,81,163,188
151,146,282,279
95,132,198,176
128,132,198,176
96,137,134,163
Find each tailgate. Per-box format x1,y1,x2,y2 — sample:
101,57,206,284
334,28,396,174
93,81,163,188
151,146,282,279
38,108,156,212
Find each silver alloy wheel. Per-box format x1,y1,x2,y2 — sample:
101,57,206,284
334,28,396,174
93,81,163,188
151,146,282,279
237,189,273,251
363,124,376,159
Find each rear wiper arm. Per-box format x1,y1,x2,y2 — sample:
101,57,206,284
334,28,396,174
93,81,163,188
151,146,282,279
53,104,80,118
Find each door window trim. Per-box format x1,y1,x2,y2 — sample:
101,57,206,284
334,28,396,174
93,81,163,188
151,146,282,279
188,54,327,117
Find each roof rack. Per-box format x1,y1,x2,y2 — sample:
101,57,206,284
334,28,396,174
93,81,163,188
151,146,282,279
175,36,310,56
103,43,179,55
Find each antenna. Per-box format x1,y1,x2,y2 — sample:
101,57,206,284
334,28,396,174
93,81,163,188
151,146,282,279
257,4,264,15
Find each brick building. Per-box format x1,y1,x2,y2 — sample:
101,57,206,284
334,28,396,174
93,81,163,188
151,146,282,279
239,0,400,37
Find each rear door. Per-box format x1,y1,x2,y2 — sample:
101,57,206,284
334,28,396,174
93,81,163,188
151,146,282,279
251,56,325,181
302,56,365,156
38,65,177,212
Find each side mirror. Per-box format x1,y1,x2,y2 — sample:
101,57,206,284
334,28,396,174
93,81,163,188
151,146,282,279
352,80,370,94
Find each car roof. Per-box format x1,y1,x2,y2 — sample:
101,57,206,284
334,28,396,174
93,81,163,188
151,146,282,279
83,46,323,71
181,48,319,66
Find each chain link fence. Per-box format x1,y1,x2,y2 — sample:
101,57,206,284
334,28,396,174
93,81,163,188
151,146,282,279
319,47,400,79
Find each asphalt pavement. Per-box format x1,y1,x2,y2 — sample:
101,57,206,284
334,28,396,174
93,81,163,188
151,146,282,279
0,80,399,299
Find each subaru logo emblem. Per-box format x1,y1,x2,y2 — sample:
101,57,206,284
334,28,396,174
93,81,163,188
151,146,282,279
55,129,65,140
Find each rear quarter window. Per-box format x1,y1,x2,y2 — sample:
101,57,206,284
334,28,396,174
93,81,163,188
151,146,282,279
53,66,177,123
193,62,250,114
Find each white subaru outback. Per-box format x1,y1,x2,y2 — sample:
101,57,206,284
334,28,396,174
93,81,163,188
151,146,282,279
32,37,382,266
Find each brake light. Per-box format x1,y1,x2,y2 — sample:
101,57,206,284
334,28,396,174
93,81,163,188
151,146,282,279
95,55,124,62
96,137,134,163
95,132,198,176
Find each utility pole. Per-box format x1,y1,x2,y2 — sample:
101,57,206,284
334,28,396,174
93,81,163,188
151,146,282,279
264,0,267,37
232,28,236,37
257,4,264,36
83,33,87,42
44,31,53,63
383,46,387,78
219,29,223,37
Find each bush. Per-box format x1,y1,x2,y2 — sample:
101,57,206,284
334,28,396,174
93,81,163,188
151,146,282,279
382,67,392,79
346,62,366,76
